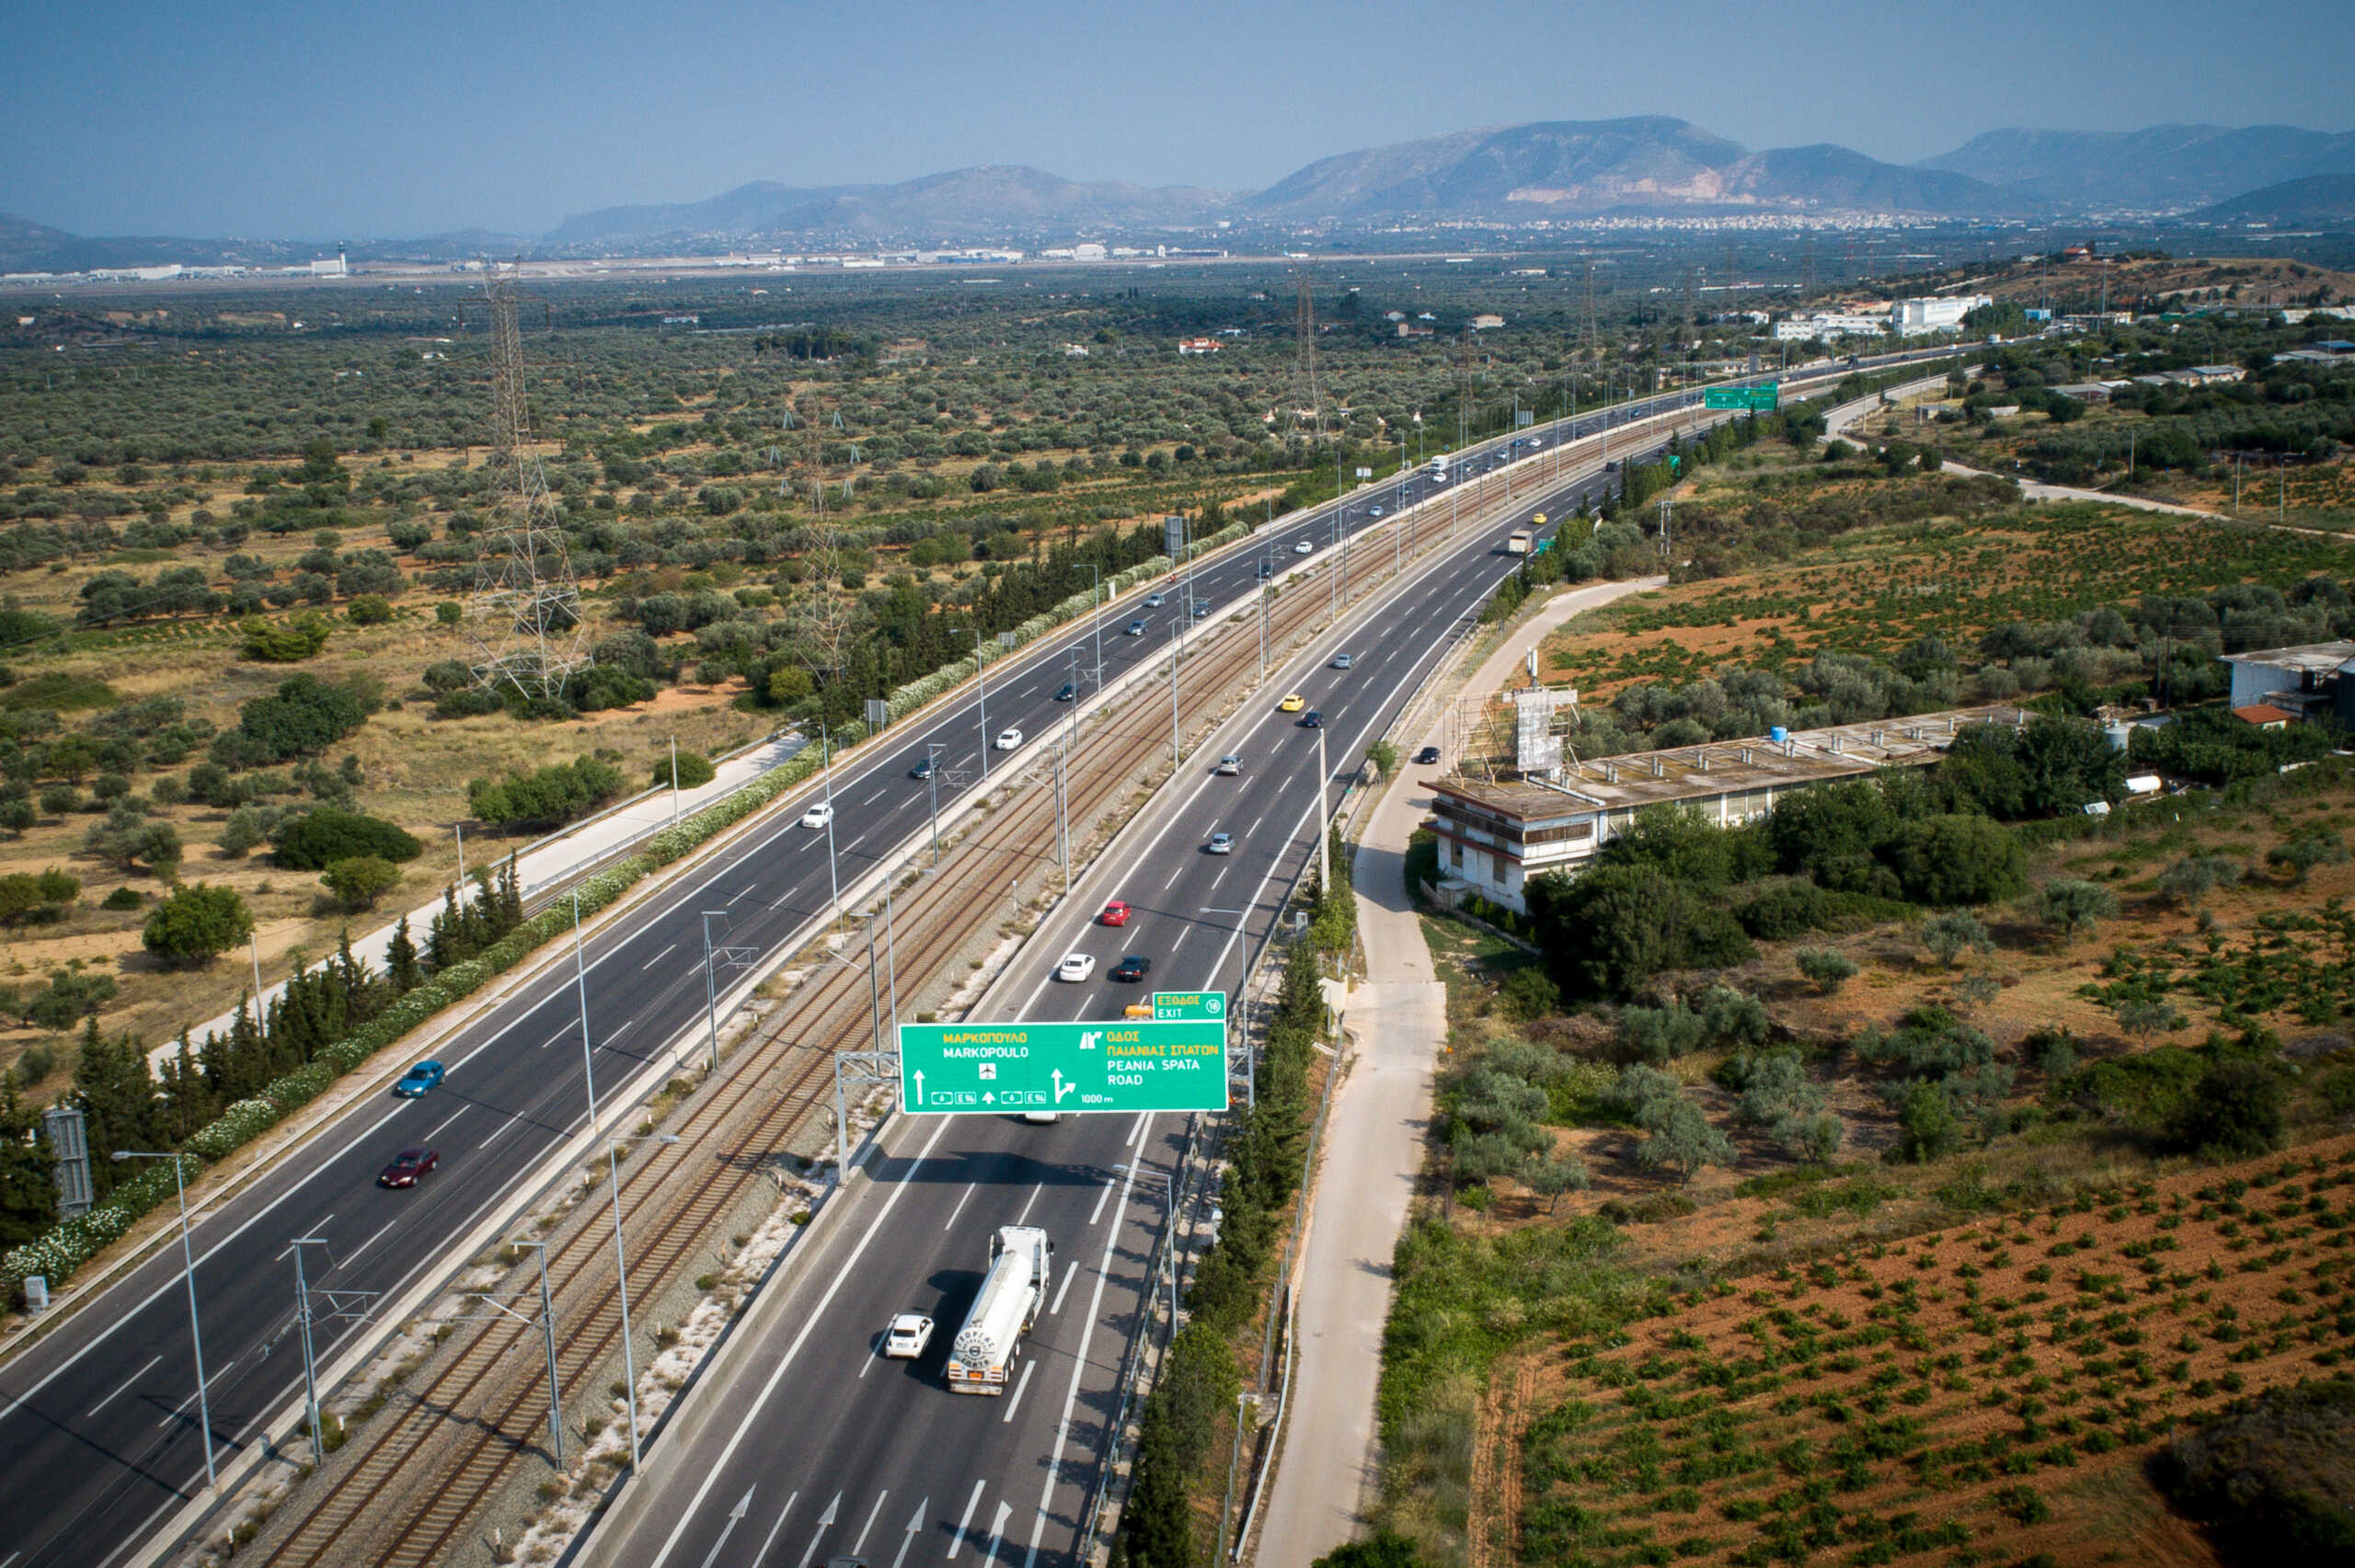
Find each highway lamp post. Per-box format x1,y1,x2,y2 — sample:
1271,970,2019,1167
1167,625,1183,769
667,735,681,824
289,1236,330,1462
1315,726,1331,898
605,1131,680,1471
882,870,899,1024
1082,564,1104,688
249,931,265,1017
952,626,990,781
454,819,466,889
571,892,599,1129
113,1150,214,1491
854,911,884,1056
1052,737,1072,892
821,729,843,931
699,910,727,1071
924,741,946,864
514,1239,563,1467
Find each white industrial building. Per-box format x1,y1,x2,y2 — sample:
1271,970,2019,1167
1425,705,2028,913
1774,312,1890,341
1894,294,1993,335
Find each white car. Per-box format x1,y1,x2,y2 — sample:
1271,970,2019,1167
1056,952,1096,982
1022,1109,1063,1125
800,802,834,830
883,1312,934,1359
996,727,1023,750
1292,539,1314,555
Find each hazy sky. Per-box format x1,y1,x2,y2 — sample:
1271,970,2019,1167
6,0,2351,239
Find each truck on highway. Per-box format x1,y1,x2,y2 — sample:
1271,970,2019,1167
1428,454,1450,479
947,1225,1053,1393
1505,527,1535,555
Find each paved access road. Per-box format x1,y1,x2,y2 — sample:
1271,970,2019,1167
0,344,1961,1568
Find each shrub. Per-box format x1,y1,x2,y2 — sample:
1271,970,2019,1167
2166,1059,2287,1160
1526,864,1753,1001
1890,815,2028,905
2038,879,2118,942
1920,909,1995,967
321,855,401,910
142,883,254,967
652,750,718,791
214,674,373,767
1797,948,1858,993
345,593,394,626
1497,965,1560,1022
2155,1378,2355,1559
434,601,463,626
0,868,79,925
273,808,423,870
468,757,628,829
239,612,333,662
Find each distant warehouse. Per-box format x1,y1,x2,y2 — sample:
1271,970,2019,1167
1426,705,2028,914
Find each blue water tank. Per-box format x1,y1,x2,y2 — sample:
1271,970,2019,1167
1769,726,1789,744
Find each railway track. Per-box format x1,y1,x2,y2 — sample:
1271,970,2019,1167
242,481,1520,1568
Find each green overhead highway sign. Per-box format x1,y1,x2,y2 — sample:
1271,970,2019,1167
1151,990,1226,1022
1704,383,1781,412
898,1018,1230,1115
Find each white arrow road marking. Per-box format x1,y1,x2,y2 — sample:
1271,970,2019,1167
852,1490,890,1556
946,1479,985,1561
748,1490,798,1568
699,1488,754,1568
796,1492,842,1568
982,1501,1012,1565
889,1500,927,1568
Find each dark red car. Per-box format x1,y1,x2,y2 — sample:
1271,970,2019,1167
1100,899,1132,927
379,1147,440,1189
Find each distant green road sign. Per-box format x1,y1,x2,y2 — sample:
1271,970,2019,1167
898,1019,1230,1115
1151,990,1226,1022
1704,383,1781,412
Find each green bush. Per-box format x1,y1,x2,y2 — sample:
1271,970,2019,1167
142,884,254,967
239,612,333,662
652,750,718,791
468,757,628,829
345,593,394,626
273,808,422,870
1796,948,1858,993
2166,1058,2287,1160
321,855,402,910
213,674,373,768
1889,815,2027,906
2156,1378,2355,1559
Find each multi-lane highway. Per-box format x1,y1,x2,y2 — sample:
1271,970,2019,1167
578,407,1756,1568
0,346,1958,1568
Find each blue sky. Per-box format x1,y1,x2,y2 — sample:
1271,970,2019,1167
6,0,2351,238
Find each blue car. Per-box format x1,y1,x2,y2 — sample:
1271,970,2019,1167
395,1060,445,1098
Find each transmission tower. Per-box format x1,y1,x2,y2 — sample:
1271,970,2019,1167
1284,270,1326,447
1578,258,1600,358
1801,239,1817,301
465,264,588,698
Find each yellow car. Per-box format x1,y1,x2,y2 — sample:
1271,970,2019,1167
1278,692,1306,713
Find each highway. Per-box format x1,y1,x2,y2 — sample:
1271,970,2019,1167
581,426,1701,1568
0,346,1958,1568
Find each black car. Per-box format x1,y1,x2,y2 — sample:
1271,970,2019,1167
910,757,935,780
1109,955,1153,983
1054,682,1077,702
1301,710,1322,728
1415,745,1441,765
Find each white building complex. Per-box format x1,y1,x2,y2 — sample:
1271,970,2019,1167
1894,294,1993,336
1425,705,2027,913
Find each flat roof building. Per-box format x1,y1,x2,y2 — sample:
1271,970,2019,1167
1426,705,2027,913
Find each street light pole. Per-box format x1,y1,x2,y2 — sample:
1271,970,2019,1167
515,1238,563,1467
1168,624,1183,769
954,626,990,780
114,1151,213,1491
606,1132,679,1470
700,910,726,1071
925,740,946,864
668,735,681,824
1084,564,1103,688
572,893,599,1131
291,1236,328,1461
821,729,842,930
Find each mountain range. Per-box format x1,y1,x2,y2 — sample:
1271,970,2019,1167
6,116,2354,270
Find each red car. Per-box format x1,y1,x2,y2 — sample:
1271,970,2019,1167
1099,899,1131,927
379,1147,440,1189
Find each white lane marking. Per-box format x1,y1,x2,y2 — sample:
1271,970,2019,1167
770,893,795,910
86,1356,162,1418
1168,929,1189,956
1048,1260,1078,1316
1086,1173,1117,1227
1000,1359,1037,1424
340,1215,400,1268
1130,1114,1152,1150
749,1492,799,1568
640,942,677,970
981,1500,1012,1566
419,1104,468,1145
1209,865,1228,889
1016,1182,1046,1228
863,786,888,806
1023,1152,1150,1568
1161,864,1184,891
272,1214,331,1262
1246,815,1264,838
845,832,869,853
729,884,755,905
477,1117,518,1151
541,1029,568,1049
942,1181,977,1232
946,1479,986,1561
156,1359,235,1427
852,1490,890,1556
